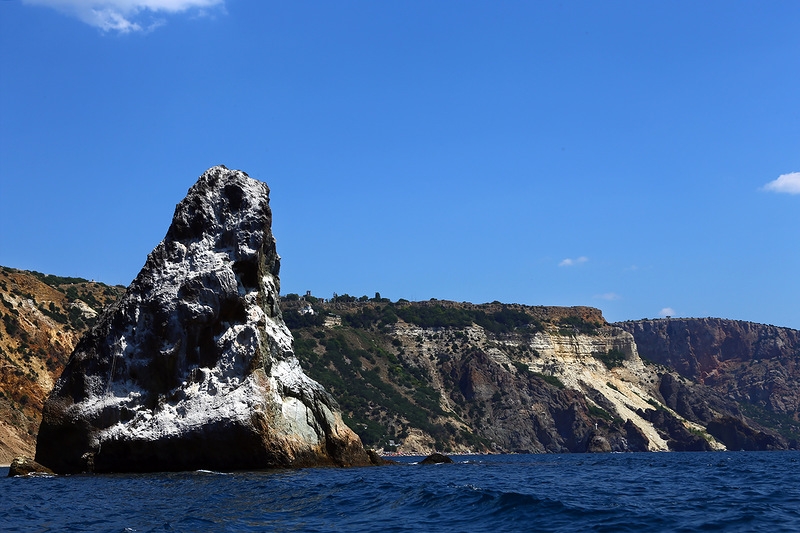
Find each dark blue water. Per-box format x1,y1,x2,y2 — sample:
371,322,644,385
3,452,800,532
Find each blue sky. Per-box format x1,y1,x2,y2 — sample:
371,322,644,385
1,1,798,328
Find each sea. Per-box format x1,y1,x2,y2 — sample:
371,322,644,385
2,452,800,532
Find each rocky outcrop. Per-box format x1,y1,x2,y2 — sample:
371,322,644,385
658,373,740,424
586,434,612,452
655,374,787,449
420,452,454,464
7,456,53,477
34,166,371,474
445,347,590,453
706,416,785,451
636,407,712,451
622,419,650,451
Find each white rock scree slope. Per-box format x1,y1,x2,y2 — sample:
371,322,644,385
35,166,372,474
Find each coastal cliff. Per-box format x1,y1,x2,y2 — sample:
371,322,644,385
3,277,793,460
617,318,800,445
283,299,786,453
1,170,797,461
34,166,370,473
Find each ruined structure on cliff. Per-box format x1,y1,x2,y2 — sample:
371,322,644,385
35,166,371,473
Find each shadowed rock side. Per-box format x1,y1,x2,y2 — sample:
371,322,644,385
420,452,454,464
35,166,371,474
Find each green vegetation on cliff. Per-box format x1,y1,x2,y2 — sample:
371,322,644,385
282,298,624,453
291,324,475,452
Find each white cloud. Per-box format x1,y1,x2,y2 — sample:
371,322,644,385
594,292,621,301
23,0,224,32
763,172,800,195
658,307,675,317
559,256,588,267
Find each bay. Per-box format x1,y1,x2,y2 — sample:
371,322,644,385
2,452,800,532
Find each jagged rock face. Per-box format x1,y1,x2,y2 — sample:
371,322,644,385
655,373,788,450
617,318,800,417
636,408,712,452
705,416,785,451
35,166,370,474
443,349,600,453
658,373,740,424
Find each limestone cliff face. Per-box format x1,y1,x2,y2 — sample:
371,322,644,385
617,318,800,419
35,166,370,473
499,324,785,451
285,300,783,454
442,323,711,452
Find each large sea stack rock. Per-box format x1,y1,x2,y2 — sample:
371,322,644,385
35,166,371,473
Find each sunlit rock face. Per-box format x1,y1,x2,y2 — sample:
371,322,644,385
35,166,370,473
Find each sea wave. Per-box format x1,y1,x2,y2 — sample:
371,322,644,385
2,453,800,532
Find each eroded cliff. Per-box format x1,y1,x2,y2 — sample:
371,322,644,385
617,318,800,445
285,299,783,454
